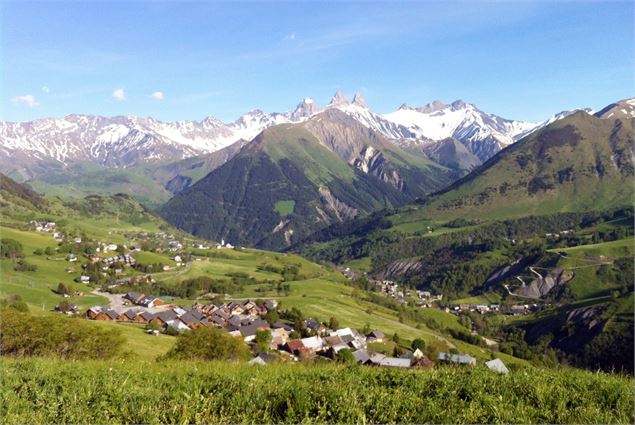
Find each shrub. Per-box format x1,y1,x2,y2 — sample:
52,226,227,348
412,338,426,351
162,327,251,361
0,310,124,359
336,348,356,364
0,295,29,312
1,238,23,258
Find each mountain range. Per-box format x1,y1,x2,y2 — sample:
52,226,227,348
1,91,569,177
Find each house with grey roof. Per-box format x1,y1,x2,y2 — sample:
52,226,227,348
438,352,476,366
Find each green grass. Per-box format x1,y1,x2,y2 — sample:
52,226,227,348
552,237,634,258
133,251,176,267
0,227,107,310
273,200,296,217
550,238,634,300
1,358,632,424
85,320,175,360
341,256,372,272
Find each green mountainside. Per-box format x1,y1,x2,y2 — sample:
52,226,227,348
159,110,454,250
290,105,634,374
416,111,633,220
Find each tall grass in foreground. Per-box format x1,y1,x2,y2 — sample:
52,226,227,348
1,358,633,424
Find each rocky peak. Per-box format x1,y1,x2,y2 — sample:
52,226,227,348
290,97,319,120
352,92,367,108
328,91,350,108
417,100,446,113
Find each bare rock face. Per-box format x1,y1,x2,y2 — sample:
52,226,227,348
318,187,358,221
514,268,574,299
352,146,405,191
304,109,407,191
376,259,423,280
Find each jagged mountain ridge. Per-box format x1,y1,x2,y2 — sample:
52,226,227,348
1,92,549,175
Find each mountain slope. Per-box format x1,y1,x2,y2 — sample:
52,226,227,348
0,173,47,211
417,110,634,220
159,110,454,249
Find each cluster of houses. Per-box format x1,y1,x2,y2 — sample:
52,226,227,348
451,304,501,314
30,220,56,232
91,253,136,266
545,229,574,239
450,303,542,316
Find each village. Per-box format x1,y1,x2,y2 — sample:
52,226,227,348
82,296,509,373
33,219,515,373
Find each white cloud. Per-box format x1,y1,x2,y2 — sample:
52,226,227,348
283,32,297,41
41,86,50,93
12,95,39,108
150,91,164,100
112,88,126,101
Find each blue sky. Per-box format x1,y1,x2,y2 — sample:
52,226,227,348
2,1,633,123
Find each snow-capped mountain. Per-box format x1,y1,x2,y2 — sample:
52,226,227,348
0,92,587,177
383,100,539,161
0,115,240,169
326,92,418,141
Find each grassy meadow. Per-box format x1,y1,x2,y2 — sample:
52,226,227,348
1,358,633,424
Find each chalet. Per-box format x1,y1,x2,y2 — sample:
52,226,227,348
239,324,259,342
73,237,82,244
242,300,256,310
210,315,226,327
228,302,245,315
140,295,162,308
370,353,411,369
270,328,289,349
249,319,270,330
95,309,119,321
283,339,307,356
150,310,178,326
227,315,243,328
164,319,190,333
125,292,145,304
438,352,476,366
366,330,385,343
139,311,155,323
86,306,102,319
352,349,372,365
329,328,366,350
80,275,90,283
272,321,294,332
412,356,435,368
300,336,324,352
213,309,231,321
304,319,327,335
118,309,138,322
485,358,509,374
179,312,204,329
66,267,76,273
68,254,78,262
